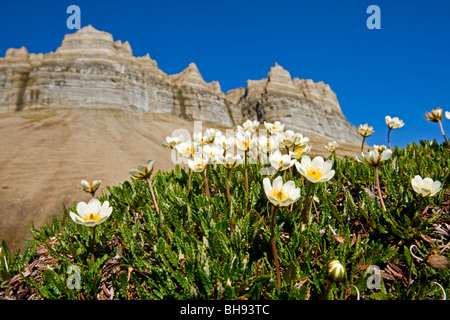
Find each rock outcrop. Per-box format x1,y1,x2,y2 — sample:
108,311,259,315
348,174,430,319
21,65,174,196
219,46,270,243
231,63,361,144
0,25,360,144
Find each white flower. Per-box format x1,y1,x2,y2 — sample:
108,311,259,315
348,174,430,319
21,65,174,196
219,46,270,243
81,179,101,194
264,121,285,134
385,116,405,129
277,130,296,149
425,107,443,122
356,149,392,166
446,111,450,120
357,123,374,137
218,153,243,170
175,141,198,158
411,175,442,197
163,135,184,148
289,144,312,159
373,144,388,153
204,128,219,143
214,135,235,150
324,141,339,152
129,160,155,180
187,154,209,172
269,150,296,172
202,144,224,163
263,176,301,207
193,132,211,145
69,198,113,227
235,130,257,151
295,155,335,183
239,119,259,133
257,135,280,154
293,133,310,147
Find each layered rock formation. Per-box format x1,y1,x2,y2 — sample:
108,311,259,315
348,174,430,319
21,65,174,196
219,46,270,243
0,25,361,144
231,63,361,144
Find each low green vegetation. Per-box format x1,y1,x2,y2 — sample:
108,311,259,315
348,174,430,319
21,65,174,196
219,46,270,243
0,138,448,300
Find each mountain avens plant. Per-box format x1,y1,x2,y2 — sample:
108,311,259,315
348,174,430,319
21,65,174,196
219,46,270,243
0,118,449,301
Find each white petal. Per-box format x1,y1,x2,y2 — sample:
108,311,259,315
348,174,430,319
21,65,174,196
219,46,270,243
320,170,335,182
301,155,312,166
380,149,393,161
272,176,284,189
76,201,88,215
69,211,84,224
87,198,101,213
311,156,325,167
263,178,273,197
283,180,296,192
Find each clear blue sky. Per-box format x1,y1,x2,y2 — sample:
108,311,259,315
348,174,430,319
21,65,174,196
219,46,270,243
1,0,449,148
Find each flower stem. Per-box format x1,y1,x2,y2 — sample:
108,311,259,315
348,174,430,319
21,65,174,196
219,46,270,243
270,205,281,289
375,166,386,211
226,169,231,204
387,128,392,150
147,178,160,215
438,120,449,145
90,226,96,262
360,136,366,152
188,168,192,191
244,150,249,209
302,181,313,225
204,166,211,200
323,281,333,300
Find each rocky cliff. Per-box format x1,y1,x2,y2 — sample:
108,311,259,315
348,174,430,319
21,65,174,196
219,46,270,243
0,25,361,144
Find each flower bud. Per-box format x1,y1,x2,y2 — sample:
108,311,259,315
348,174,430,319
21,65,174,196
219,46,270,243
327,260,345,283
425,254,449,269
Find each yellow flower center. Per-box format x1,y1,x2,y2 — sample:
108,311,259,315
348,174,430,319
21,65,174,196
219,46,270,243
293,146,305,157
195,162,205,170
306,166,323,181
83,211,102,223
270,188,288,202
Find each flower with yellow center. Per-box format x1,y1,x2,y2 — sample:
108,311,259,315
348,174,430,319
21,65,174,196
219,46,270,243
425,107,448,145
162,135,184,149
175,141,198,159
129,160,155,180
187,154,209,173
218,153,243,170
385,116,404,129
425,107,443,122
69,198,112,227
235,130,257,151
202,144,224,164
293,133,310,147
263,176,300,207
288,144,311,159
357,123,375,137
269,150,296,172
214,135,235,151
81,179,101,196
264,121,284,135
277,130,296,149
257,135,280,154
239,119,260,133
295,155,335,183
356,148,392,166
411,175,442,198
324,141,339,152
